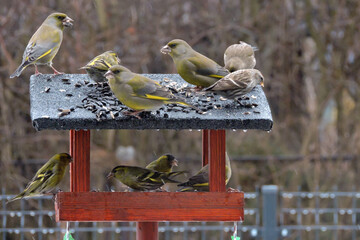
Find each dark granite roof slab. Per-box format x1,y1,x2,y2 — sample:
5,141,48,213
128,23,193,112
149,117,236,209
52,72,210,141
30,74,273,131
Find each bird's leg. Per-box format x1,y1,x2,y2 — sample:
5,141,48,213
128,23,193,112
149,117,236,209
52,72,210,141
192,86,204,92
227,187,240,192
122,110,144,119
50,65,64,75
34,65,42,75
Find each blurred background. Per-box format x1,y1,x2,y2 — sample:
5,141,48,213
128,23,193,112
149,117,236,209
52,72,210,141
0,0,360,239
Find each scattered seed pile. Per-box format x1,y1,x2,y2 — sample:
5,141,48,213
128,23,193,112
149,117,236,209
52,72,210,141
50,76,260,121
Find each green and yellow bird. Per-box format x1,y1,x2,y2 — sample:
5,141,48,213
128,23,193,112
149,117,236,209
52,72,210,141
107,165,181,191
7,153,72,203
104,65,197,119
161,39,229,89
177,152,232,192
145,154,178,173
10,13,73,78
81,51,121,83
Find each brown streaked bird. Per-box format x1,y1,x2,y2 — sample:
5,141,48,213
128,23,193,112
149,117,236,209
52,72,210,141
224,41,257,72
10,13,73,78
161,39,229,89
204,69,264,100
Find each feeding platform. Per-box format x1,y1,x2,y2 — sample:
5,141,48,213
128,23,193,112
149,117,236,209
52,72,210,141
29,73,273,240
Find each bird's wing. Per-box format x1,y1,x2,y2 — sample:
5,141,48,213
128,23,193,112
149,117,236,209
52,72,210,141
129,75,176,101
188,56,229,79
22,24,61,64
178,171,208,187
207,71,251,91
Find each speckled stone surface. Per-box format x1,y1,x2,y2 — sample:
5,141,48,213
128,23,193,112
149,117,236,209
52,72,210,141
30,74,273,131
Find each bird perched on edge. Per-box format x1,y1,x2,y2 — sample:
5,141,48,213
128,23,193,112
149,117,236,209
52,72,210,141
224,41,257,72
160,39,229,89
146,154,178,173
104,65,198,119
81,51,121,83
7,153,72,203
177,152,232,192
10,13,73,78
204,69,264,100
107,165,183,191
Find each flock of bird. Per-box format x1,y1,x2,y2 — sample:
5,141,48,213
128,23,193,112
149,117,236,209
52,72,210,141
8,12,264,202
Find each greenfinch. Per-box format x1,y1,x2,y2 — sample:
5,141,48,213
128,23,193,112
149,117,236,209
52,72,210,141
107,165,181,191
81,51,121,83
145,154,178,173
224,41,257,72
161,39,229,89
104,65,197,119
204,69,264,100
8,153,72,203
10,13,73,78
177,153,232,192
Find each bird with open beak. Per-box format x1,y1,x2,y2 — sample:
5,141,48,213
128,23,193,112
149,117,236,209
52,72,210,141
10,13,74,78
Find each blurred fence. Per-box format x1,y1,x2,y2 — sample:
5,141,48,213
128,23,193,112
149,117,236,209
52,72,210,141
1,186,360,240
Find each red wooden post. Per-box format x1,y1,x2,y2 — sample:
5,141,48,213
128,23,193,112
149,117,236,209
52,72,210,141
202,130,209,166
209,130,226,192
69,129,90,192
137,222,158,240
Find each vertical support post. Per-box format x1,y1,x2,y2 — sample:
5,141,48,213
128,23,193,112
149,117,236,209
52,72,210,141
202,130,209,166
69,129,90,192
137,222,158,240
209,130,226,192
262,185,278,240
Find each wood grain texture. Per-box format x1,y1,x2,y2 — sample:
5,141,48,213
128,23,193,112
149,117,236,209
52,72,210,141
202,130,209,166
209,130,226,192
137,222,158,240
69,130,90,192
55,192,244,222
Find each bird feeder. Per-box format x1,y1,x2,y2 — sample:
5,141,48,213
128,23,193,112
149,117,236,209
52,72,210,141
29,73,273,240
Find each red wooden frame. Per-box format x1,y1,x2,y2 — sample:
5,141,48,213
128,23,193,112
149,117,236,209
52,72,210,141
58,129,244,240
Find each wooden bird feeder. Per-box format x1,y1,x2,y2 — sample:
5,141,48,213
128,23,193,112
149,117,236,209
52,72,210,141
29,74,273,240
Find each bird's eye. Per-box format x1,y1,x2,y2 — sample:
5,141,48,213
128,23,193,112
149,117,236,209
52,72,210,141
113,70,120,74
57,16,65,20
169,43,177,48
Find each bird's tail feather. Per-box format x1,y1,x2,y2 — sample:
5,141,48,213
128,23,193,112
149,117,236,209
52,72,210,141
6,192,25,204
10,62,29,78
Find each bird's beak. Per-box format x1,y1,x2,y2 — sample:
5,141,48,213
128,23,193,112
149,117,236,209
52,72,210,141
260,82,264,87
69,157,73,163
106,172,114,179
104,70,114,79
116,57,121,64
160,45,171,54
172,159,178,167
63,16,74,27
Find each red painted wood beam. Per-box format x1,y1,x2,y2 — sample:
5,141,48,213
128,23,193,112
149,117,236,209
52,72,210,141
55,192,244,222
202,130,209,166
69,130,90,192
209,130,226,192
137,222,158,240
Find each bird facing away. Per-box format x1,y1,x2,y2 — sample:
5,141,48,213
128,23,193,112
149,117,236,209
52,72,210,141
204,69,264,100
224,41,257,72
161,39,229,89
145,154,178,173
104,65,197,119
177,152,232,192
107,165,182,191
10,13,73,78
81,51,121,83
7,153,72,203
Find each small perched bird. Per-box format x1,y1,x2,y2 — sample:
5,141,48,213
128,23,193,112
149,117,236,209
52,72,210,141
161,39,229,89
224,41,257,72
107,165,182,191
7,153,72,203
81,51,121,83
104,65,197,119
177,153,232,192
204,69,264,100
146,154,178,173
10,13,73,78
